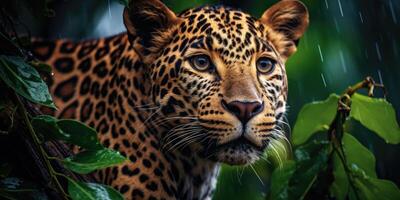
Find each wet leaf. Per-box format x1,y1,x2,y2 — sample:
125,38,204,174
56,119,103,150
32,115,70,141
350,165,400,200
350,93,400,144
67,178,123,200
342,133,376,178
63,149,126,174
269,161,296,200
32,116,102,150
331,133,377,199
288,140,331,199
0,55,55,108
292,94,339,145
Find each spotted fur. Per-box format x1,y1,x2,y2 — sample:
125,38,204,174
32,0,308,199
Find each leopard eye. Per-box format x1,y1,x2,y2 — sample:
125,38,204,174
190,55,212,71
256,57,276,74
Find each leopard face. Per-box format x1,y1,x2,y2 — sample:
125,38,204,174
124,0,308,165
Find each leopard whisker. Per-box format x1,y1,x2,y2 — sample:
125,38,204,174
249,163,264,186
168,132,205,152
164,131,203,151
161,124,202,148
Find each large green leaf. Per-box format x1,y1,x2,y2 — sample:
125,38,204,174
32,115,70,140
32,115,102,150
288,140,331,199
67,178,123,200
57,119,103,150
292,94,339,145
350,165,400,200
269,161,296,200
342,133,376,178
350,93,400,144
0,55,55,108
330,133,377,200
63,149,126,174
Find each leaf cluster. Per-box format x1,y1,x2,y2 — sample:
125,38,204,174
269,78,400,200
0,27,125,200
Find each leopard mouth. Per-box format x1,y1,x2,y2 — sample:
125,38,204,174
201,135,268,165
216,136,263,152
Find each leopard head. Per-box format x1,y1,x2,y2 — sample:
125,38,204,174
123,0,309,165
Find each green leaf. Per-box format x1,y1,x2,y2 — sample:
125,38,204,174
331,133,377,199
67,178,124,200
343,133,376,178
350,93,400,144
331,152,348,200
269,161,296,200
350,165,400,200
32,115,70,140
63,149,126,174
292,94,339,145
32,115,102,150
56,119,103,150
288,140,331,199
0,55,55,108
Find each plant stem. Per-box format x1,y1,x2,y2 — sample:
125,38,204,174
327,76,385,200
14,95,68,199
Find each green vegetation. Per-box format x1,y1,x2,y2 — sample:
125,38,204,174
270,77,400,199
0,33,126,199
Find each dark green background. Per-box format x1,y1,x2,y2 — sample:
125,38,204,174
9,0,399,199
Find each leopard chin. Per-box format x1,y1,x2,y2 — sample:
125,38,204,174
202,136,267,165
215,146,261,165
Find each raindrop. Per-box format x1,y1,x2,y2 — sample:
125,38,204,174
359,11,364,23
320,73,327,88
317,44,324,63
337,0,344,17
108,0,112,19
339,50,347,73
377,70,383,85
389,0,398,24
375,42,382,61
333,18,340,33
324,0,329,9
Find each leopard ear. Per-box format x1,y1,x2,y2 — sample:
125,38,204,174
259,0,309,58
123,0,182,59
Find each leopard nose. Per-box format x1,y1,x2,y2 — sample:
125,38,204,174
222,100,264,124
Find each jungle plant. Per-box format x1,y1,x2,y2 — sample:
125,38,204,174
0,29,126,200
269,77,400,200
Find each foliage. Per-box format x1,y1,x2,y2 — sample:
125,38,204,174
0,33,126,200
0,55,55,109
67,177,123,200
269,77,400,200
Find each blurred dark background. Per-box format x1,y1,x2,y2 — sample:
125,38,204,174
3,0,399,199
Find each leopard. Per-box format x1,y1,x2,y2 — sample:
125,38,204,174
31,0,309,199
